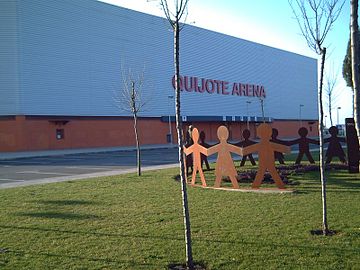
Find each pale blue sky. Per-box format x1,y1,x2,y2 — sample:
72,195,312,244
100,0,351,125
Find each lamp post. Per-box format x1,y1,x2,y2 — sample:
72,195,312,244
299,104,304,127
168,95,174,144
246,101,251,130
325,115,327,128
337,106,341,125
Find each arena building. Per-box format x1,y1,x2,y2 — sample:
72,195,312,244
1,0,318,152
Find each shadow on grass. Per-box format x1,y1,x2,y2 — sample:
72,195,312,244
168,261,207,270
4,247,158,268
33,199,99,206
2,224,360,254
14,212,100,220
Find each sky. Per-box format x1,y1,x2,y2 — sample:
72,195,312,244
99,0,351,125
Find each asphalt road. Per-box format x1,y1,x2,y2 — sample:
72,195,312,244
0,148,180,189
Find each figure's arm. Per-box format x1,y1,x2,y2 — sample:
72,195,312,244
228,144,243,156
307,138,320,145
183,145,193,155
323,137,331,143
278,139,292,146
286,138,299,146
207,145,219,156
242,143,258,156
199,145,209,156
272,143,291,154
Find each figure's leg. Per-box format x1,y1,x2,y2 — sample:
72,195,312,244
339,155,347,164
268,167,285,189
199,168,207,187
305,151,315,164
191,168,197,185
295,152,304,165
249,154,256,165
214,171,223,188
252,168,266,188
229,175,239,189
278,155,285,165
325,155,332,164
205,157,210,170
240,156,247,166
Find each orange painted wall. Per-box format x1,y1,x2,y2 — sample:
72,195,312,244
270,120,318,138
0,116,319,152
0,116,170,152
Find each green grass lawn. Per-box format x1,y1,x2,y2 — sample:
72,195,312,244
1,158,360,269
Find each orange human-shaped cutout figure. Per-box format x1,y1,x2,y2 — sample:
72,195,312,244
183,128,208,187
207,126,243,189
243,123,291,189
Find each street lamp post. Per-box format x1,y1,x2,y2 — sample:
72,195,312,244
299,104,304,127
337,106,341,125
168,95,174,144
246,101,251,130
325,115,328,128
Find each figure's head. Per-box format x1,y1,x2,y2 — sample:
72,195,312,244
199,131,206,141
242,129,251,139
272,128,279,139
257,123,272,139
298,127,308,137
329,126,338,136
217,126,229,142
188,125,194,131
191,128,199,142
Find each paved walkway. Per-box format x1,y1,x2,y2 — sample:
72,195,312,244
0,144,177,160
0,144,180,189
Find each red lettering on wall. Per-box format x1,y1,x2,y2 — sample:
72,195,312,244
184,76,193,92
171,75,266,98
232,83,239,95
240,83,247,96
206,79,215,94
222,81,229,95
260,86,266,97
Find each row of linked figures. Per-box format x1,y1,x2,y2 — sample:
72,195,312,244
183,124,346,189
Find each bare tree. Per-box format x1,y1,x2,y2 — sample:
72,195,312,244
115,67,147,176
324,66,340,126
154,0,193,268
289,0,345,235
350,0,360,162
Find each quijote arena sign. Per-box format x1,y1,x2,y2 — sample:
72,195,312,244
172,75,266,98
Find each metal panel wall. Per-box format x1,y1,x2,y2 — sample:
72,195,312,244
7,0,318,120
0,0,20,115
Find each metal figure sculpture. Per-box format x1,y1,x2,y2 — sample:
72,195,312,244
207,126,243,189
184,125,194,175
324,126,346,164
234,129,256,166
199,131,211,171
288,127,319,165
271,128,288,164
243,123,291,189
183,128,208,187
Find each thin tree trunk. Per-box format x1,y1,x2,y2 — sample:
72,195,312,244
174,21,194,269
319,48,329,235
351,0,360,167
133,113,141,176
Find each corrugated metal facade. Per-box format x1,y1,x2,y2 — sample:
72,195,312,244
1,0,318,120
